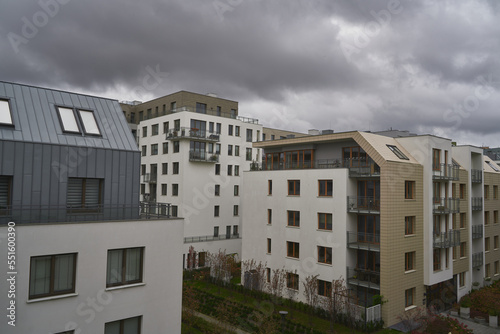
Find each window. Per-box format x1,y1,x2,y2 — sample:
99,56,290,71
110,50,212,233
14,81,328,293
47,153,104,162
234,185,239,196
267,209,272,225
138,111,143,121
29,253,76,299
233,225,238,236
496,261,500,275
140,184,145,195
173,141,180,153
271,135,275,140
268,180,272,195
215,184,220,196
171,205,178,217
228,145,233,156
78,110,100,135
173,162,179,174
0,176,12,215
0,99,13,125
485,211,490,225
196,102,207,114
234,165,239,176
318,246,332,264
488,161,500,172
173,119,180,131
214,206,219,217
227,165,233,176
405,288,415,307
459,272,466,287
460,213,466,228
235,126,240,136
318,180,333,196
266,268,271,283
405,252,415,271
162,163,168,174
495,211,498,224
405,216,415,235
460,242,466,258
106,247,143,287
246,148,252,161
287,242,300,258
171,102,177,111
318,213,332,230
246,129,253,142
228,124,233,135
233,205,239,216
287,272,299,290
55,331,75,334
453,246,457,260
460,184,466,199
267,238,271,253
163,121,169,134
288,211,300,227
141,165,146,175
209,122,214,133
432,149,441,170
405,181,415,199
151,124,159,136
495,236,499,249
198,252,206,267
141,145,146,156
213,226,219,237
161,184,167,196
318,280,331,297
485,185,490,199
494,185,498,199
105,316,141,334
151,144,158,155
387,145,409,160
433,249,441,271
162,142,168,154
57,107,80,133
215,164,220,175
485,237,490,252
235,145,240,156
172,184,179,196
288,180,300,195
67,178,102,210
215,143,221,154
208,143,214,154
216,123,221,134
147,108,151,118
142,126,147,137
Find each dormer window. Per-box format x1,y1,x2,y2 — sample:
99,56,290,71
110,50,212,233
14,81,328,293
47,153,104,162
0,99,13,125
57,106,101,136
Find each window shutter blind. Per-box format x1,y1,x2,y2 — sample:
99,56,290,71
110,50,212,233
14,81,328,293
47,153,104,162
0,176,10,208
84,179,100,208
67,178,83,208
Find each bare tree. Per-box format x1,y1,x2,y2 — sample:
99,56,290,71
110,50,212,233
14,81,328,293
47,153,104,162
207,249,235,291
242,259,267,291
186,245,198,270
269,267,286,303
323,277,350,333
395,306,429,332
302,274,319,326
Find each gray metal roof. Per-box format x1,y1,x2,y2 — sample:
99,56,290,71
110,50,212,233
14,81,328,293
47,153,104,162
0,81,138,151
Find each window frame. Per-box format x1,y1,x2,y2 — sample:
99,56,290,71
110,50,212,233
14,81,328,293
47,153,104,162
106,247,144,288
79,109,102,136
288,180,300,196
267,238,271,253
66,178,103,212
0,99,14,126
287,210,300,227
57,106,81,134
460,242,466,258
405,216,415,235
150,143,158,155
317,246,332,264
286,272,299,290
405,181,415,199
318,180,333,197
268,180,272,195
267,209,272,225
318,212,332,231
0,175,12,216
405,251,415,271
287,241,300,258
104,316,142,334
233,205,239,216
318,279,331,297
405,288,415,308
387,144,409,160
162,142,168,154
29,253,77,299
215,184,220,196
173,162,179,174
214,205,220,217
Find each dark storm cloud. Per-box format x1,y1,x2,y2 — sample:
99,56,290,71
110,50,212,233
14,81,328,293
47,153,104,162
0,0,499,146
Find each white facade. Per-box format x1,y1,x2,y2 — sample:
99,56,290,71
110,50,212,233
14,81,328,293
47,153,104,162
139,110,263,264
0,218,183,334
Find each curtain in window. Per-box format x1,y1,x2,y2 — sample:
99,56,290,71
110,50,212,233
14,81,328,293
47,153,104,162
126,248,142,282
107,250,123,285
104,321,120,334
54,254,74,292
123,317,140,334
30,256,51,296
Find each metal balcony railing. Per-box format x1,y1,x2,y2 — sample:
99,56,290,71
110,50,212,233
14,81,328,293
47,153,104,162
165,127,220,142
0,202,173,224
432,163,459,181
184,233,241,244
346,232,380,252
472,225,483,239
347,267,380,290
472,252,483,268
189,150,219,163
347,196,380,213
142,173,157,183
433,230,460,248
471,169,482,183
471,197,483,211
432,197,460,214
170,106,259,124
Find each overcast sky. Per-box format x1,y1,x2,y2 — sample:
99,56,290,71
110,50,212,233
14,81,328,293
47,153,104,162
1,0,499,146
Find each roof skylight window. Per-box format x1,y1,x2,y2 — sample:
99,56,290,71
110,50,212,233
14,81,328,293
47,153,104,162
0,99,13,125
79,110,101,135
58,107,80,133
387,144,409,160
486,160,500,172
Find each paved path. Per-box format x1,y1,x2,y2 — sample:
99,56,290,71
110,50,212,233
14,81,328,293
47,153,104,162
449,314,500,334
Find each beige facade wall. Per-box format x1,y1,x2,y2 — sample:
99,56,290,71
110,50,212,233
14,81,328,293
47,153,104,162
262,127,307,141
484,171,500,280
453,169,470,276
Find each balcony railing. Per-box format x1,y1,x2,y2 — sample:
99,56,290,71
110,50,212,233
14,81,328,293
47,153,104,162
0,202,173,225
433,230,460,248
432,163,459,181
184,233,241,244
472,252,483,268
189,150,219,163
471,197,483,211
432,197,460,214
347,267,380,290
472,225,483,239
347,196,380,214
471,169,482,183
347,232,380,252
170,106,259,124
166,127,220,142
142,173,157,183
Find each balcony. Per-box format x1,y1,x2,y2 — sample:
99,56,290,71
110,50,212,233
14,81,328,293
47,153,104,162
184,233,241,244
347,196,380,214
142,173,157,183
432,163,459,181
472,225,483,239
347,232,380,252
471,169,482,183
471,197,483,211
347,267,380,290
189,150,219,163
0,202,173,225
432,197,460,214
433,230,460,248
170,106,259,124
472,252,483,268
166,127,220,142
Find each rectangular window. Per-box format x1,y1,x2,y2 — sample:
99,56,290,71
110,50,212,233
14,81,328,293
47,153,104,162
141,165,146,175
216,123,221,134
495,211,499,224
173,162,179,174
0,99,13,125
268,180,272,195
485,237,490,252
57,107,80,133
147,108,151,118
432,149,441,170
233,225,238,236
318,213,332,230
246,148,252,161
405,288,415,307
460,213,466,228
163,121,169,134
141,145,146,156
228,124,233,135
287,272,299,290
318,180,333,196
105,316,141,334
485,185,490,199
495,236,499,249
317,246,332,264
234,185,239,196
433,249,441,271
267,238,271,253
0,176,12,215
405,252,415,271
215,184,220,196
235,145,240,156
138,111,143,121
161,184,167,196
228,144,233,156
287,210,300,227
235,126,240,136
29,253,76,299
172,184,178,196
106,247,143,287
142,126,147,137
405,216,415,235
78,110,101,135
453,246,457,260
233,205,239,216
198,252,206,267
287,241,300,258
162,163,168,175
405,181,415,199
246,129,253,142
460,184,466,199
494,185,498,199
214,206,219,217
209,122,214,133
213,226,219,237
227,165,232,176
485,211,490,225
67,178,102,211
234,165,239,176
140,184,145,195
266,268,271,283
162,142,168,154
288,180,300,195
387,144,409,160
173,141,180,153
459,272,466,287
267,209,272,225
460,242,466,258
215,164,220,175
172,205,179,217
196,102,207,114
208,143,214,154
151,144,158,155
151,124,159,136
318,280,331,297
496,261,499,275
